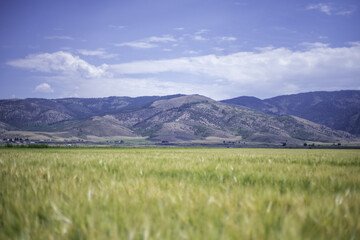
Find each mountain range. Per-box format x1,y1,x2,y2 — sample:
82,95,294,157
0,91,359,143
221,90,360,135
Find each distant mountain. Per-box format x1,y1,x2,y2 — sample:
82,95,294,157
0,93,355,143
0,94,183,130
113,94,352,142
222,90,360,135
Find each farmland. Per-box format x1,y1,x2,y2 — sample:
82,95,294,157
1,148,359,239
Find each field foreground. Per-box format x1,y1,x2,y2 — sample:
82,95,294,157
0,148,359,239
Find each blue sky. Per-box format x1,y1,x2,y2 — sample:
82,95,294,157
1,0,359,100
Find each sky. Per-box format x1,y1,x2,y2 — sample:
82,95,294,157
0,0,359,100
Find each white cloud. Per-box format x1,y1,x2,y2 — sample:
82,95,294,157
175,27,184,31
182,29,211,41
77,49,105,56
147,35,176,43
336,10,355,15
183,50,201,55
307,3,332,15
307,3,356,15
217,36,237,41
348,41,360,47
109,43,360,97
77,48,117,59
193,35,207,41
115,35,176,49
44,35,74,40
300,42,330,49
7,51,109,78
110,44,360,78
35,83,54,93
7,43,360,99
254,46,276,52
115,42,157,49
192,29,210,41
195,29,209,35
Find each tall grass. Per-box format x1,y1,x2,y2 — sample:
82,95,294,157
0,148,359,239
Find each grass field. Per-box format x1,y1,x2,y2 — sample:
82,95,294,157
1,148,359,239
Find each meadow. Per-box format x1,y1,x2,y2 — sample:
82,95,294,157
0,147,359,239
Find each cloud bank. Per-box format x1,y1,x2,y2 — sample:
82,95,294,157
110,43,360,83
7,43,360,99
7,51,109,78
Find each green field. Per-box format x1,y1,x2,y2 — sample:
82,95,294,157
1,148,359,239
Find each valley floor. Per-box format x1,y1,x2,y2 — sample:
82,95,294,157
1,148,359,239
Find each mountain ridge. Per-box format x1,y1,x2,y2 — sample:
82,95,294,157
221,90,360,135
0,91,358,143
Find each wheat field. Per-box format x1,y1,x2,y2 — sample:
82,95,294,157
0,147,359,239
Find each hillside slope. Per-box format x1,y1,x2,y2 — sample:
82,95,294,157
114,95,352,142
222,90,360,135
0,95,183,130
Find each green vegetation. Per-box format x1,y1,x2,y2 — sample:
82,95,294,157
118,139,152,144
193,125,210,138
21,120,82,132
236,128,253,139
290,129,315,141
3,143,49,148
1,148,359,239
136,124,163,138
